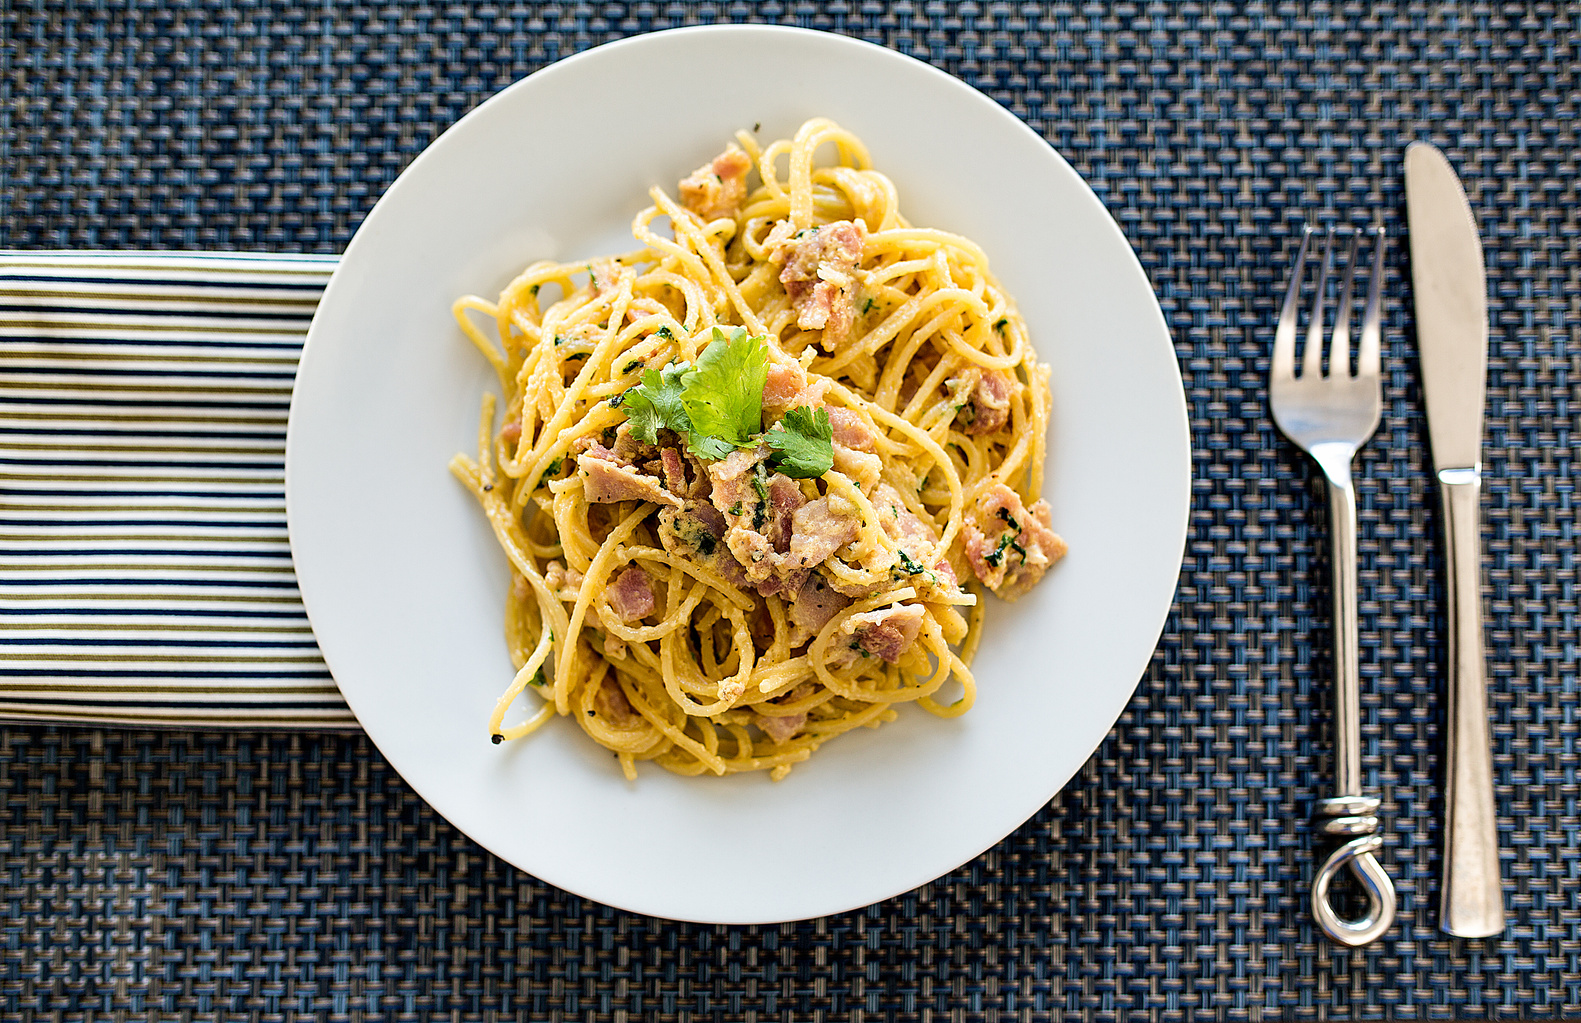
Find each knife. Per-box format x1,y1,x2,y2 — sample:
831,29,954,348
1404,141,1506,938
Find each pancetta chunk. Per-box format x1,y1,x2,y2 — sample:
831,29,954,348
679,144,753,222
950,368,1016,435
772,220,866,346
578,443,682,508
962,483,1066,600
836,603,925,664
787,495,862,569
607,566,657,622
787,572,852,648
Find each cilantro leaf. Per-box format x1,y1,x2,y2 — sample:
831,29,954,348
680,327,767,453
621,362,692,444
765,404,834,479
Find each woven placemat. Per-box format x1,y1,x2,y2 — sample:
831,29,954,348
1,2,1577,1019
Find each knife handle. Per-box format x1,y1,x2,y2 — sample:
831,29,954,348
1437,469,1506,938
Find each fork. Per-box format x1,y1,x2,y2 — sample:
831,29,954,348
1270,225,1397,947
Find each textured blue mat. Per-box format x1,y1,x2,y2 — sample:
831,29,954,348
2,2,1578,1019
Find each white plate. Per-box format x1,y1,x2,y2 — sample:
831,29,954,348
286,25,1189,924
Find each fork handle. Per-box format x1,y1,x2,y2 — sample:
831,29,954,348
1320,451,1363,797
1310,450,1396,946
1438,470,1506,937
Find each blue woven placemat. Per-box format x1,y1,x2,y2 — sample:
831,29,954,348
1,2,1577,1019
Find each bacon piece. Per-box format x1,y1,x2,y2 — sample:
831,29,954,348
787,572,851,647
787,495,862,569
765,475,805,553
774,220,866,346
755,683,817,743
707,449,811,596
836,604,925,664
951,368,1016,435
609,422,658,465
659,447,688,495
706,446,768,523
831,443,882,490
962,483,1066,600
657,503,751,591
826,406,877,452
593,678,645,729
762,363,831,420
873,484,937,556
578,443,682,508
588,257,627,298
607,566,656,623
870,484,962,599
762,363,807,413
679,144,753,221
756,710,805,744
726,526,806,597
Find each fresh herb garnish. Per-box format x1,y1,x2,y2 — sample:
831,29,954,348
765,405,834,479
621,362,692,445
618,328,833,477
679,327,767,458
896,549,927,575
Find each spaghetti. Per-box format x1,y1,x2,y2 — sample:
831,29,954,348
450,118,1066,780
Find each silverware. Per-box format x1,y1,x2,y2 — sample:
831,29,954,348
1271,225,1398,947
1405,140,1507,939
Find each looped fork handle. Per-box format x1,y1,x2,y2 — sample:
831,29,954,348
1312,832,1398,947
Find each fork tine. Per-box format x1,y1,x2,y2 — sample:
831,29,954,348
1302,229,1334,379
1358,227,1385,378
1331,231,1360,377
1273,227,1315,380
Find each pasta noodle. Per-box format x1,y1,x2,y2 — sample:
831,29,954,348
450,118,1066,780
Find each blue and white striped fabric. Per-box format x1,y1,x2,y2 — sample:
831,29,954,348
0,252,357,727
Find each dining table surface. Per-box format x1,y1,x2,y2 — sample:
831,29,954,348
1,1,1577,1020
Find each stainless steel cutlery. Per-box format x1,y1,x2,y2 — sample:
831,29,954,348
1405,141,1507,939
1271,226,1397,947
1271,142,1507,945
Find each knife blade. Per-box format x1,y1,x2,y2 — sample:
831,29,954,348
1404,140,1506,938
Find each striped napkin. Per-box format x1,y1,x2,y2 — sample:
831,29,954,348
0,252,357,728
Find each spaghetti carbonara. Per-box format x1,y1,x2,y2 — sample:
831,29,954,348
450,118,1065,780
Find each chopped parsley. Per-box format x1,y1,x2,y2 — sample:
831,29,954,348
750,471,771,529
983,532,1027,568
896,549,927,575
